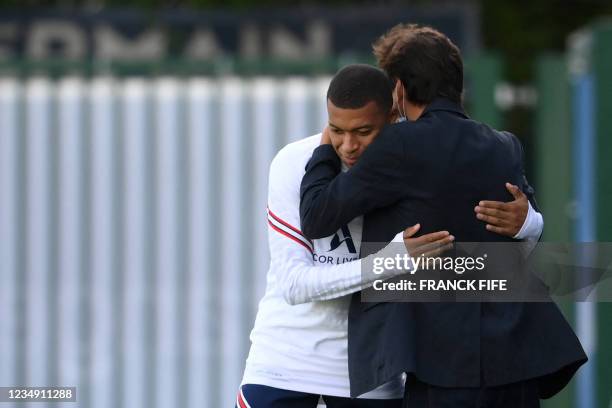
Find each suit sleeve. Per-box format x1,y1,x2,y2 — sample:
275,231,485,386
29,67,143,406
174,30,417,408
509,132,540,214
299,127,409,239
268,148,413,305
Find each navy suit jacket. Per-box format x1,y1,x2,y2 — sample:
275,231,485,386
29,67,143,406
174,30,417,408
299,98,586,398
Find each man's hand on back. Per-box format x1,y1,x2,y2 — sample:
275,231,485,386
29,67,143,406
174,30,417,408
474,183,529,237
403,223,455,259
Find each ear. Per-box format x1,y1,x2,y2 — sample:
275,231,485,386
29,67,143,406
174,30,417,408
394,79,404,103
394,79,401,96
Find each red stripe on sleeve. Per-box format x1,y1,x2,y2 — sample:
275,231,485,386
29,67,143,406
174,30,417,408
267,207,309,240
268,220,313,254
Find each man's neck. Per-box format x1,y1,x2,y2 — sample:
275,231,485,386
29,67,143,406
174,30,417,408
406,100,426,121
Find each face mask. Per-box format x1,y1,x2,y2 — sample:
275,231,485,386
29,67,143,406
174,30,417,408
395,89,407,123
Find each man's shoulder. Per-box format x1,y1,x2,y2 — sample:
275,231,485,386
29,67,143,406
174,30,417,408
379,120,438,143
442,116,523,154
268,133,321,189
271,134,320,169
484,127,523,156
497,129,522,146
379,117,524,165
364,123,409,151
267,134,327,238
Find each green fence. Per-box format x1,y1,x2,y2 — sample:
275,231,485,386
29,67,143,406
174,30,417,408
535,20,612,408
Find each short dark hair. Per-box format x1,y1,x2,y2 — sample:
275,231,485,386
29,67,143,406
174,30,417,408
373,24,463,105
326,64,393,113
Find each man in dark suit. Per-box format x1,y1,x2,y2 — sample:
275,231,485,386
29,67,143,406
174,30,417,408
299,24,587,407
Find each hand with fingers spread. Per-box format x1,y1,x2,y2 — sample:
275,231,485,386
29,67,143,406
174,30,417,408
474,182,529,237
402,223,455,261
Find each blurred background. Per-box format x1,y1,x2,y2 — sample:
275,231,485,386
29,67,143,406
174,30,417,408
0,1,610,407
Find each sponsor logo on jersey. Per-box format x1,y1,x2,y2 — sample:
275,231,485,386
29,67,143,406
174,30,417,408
328,225,356,253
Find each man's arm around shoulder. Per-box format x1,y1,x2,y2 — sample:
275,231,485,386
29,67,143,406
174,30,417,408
300,125,410,239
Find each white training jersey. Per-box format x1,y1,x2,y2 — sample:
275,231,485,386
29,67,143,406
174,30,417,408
241,134,406,398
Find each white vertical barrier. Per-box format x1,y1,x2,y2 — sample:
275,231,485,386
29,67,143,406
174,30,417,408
186,78,215,408
154,78,181,408
284,77,310,144
56,78,84,407
122,79,149,408
0,76,331,408
0,79,19,389
252,78,279,305
25,79,51,408
219,77,247,407
89,78,116,408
